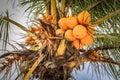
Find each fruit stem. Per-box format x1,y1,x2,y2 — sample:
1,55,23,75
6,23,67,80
94,33,119,38
91,8,120,27
85,0,103,11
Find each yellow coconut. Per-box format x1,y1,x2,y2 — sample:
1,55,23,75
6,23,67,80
58,18,68,30
66,16,78,29
65,29,76,41
78,10,91,25
73,25,87,39
81,33,93,45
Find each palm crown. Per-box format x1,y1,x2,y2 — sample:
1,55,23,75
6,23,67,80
0,0,120,80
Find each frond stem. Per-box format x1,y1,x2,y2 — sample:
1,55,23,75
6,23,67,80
23,54,45,80
85,0,104,11
91,8,120,26
3,17,28,32
51,0,57,30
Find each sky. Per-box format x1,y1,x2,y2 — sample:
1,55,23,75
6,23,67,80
0,0,28,26
0,0,117,80
0,0,28,51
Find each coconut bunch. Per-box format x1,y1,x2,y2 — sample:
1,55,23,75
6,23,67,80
25,14,54,47
25,26,44,46
56,11,95,49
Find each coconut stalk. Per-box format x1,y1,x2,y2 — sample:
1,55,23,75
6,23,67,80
23,54,45,80
51,0,57,30
60,0,66,17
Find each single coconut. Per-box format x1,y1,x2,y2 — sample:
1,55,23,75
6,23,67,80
65,29,76,41
58,18,68,30
81,33,93,45
73,25,87,39
78,10,90,25
66,16,78,29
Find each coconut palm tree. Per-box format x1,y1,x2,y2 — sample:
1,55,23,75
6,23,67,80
0,0,120,80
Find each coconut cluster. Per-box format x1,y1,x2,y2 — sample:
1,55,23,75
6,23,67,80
56,11,95,49
25,26,43,45
25,14,52,46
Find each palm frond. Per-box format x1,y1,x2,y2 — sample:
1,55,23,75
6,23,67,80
0,10,10,50
18,0,47,18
